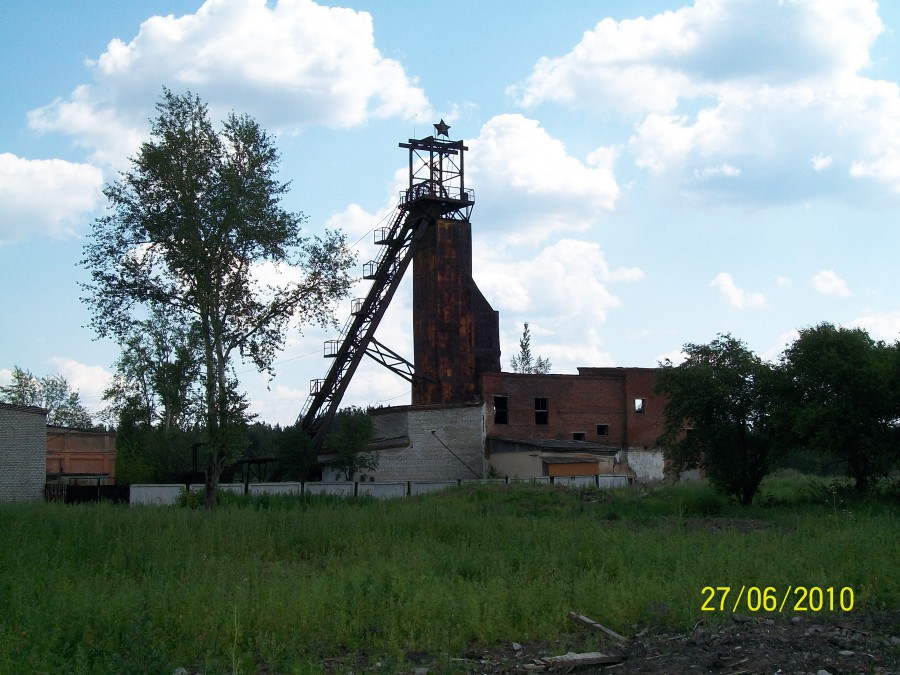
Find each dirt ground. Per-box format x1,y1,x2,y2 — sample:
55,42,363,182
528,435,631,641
435,611,900,675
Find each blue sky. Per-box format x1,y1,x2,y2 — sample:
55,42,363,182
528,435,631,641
4,0,900,426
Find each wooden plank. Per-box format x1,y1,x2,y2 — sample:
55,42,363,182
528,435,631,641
540,651,624,667
567,611,629,644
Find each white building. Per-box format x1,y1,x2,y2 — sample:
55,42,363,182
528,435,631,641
0,403,48,501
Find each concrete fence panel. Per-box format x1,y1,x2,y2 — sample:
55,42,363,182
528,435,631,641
510,476,551,484
357,482,408,499
130,473,631,505
304,482,355,497
410,480,458,495
130,484,185,506
249,482,302,496
597,475,629,489
554,475,597,489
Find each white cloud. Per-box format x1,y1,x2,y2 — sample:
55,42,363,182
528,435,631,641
468,114,620,243
476,238,643,319
693,163,742,181
515,0,882,114
513,0,900,202
655,348,687,366
777,275,793,289
511,10,695,116
811,154,833,171
811,269,851,297
533,327,616,374
474,239,642,374
763,329,800,362
45,357,113,413
708,272,766,309
0,153,104,243
849,311,900,341
28,0,430,169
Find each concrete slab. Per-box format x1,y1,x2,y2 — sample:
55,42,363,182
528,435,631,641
597,475,629,489
248,482,302,496
357,482,407,499
304,482,355,497
554,475,597,488
409,480,458,495
130,484,185,506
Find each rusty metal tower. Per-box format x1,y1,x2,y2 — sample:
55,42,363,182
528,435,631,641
299,122,500,452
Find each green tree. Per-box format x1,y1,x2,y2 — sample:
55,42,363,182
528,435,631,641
510,322,552,374
273,423,318,481
778,323,900,492
325,406,377,481
100,306,204,484
81,89,354,506
657,334,776,505
101,306,203,432
0,366,93,429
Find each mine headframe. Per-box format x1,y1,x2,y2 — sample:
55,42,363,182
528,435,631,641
298,122,474,453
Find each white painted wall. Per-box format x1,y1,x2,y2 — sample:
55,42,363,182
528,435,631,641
624,448,666,482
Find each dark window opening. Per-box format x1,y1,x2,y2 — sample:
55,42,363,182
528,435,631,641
534,397,549,425
572,432,586,441
493,396,509,425
634,398,645,413
596,424,609,437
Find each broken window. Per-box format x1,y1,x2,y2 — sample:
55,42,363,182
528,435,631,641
534,397,549,425
572,432,586,441
596,424,609,437
493,396,509,425
634,398,645,413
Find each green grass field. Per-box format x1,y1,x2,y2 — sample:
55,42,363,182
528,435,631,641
1,477,897,673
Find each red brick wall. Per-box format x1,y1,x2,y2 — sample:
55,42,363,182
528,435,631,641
480,368,666,450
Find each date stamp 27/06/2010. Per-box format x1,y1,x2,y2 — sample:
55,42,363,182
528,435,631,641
701,586,854,613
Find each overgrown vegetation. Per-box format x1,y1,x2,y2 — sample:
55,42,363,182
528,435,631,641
658,324,900,504
114,421,319,485
324,405,378,480
1,479,896,673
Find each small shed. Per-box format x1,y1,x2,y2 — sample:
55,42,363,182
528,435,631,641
0,403,48,501
486,437,620,478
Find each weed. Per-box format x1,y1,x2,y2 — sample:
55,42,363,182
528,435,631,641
0,480,895,673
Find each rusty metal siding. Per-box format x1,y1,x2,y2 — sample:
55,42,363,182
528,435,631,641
412,218,499,405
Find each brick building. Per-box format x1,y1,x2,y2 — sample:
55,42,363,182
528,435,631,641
0,403,48,501
308,127,669,483
325,366,667,483
46,425,117,483
322,402,485,482
481,367,667,481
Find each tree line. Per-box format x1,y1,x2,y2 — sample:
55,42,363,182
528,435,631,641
657,323,900,505
0,366,94,429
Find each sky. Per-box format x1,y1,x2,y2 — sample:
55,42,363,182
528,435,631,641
4,0,900,427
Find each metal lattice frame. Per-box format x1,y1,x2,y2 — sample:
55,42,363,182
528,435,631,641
298,131,474,452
